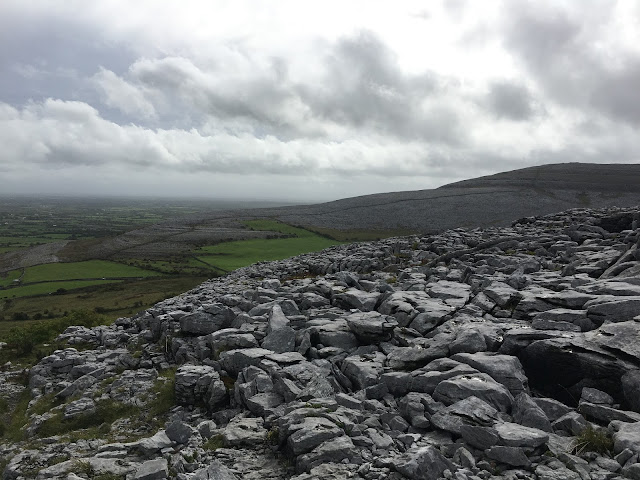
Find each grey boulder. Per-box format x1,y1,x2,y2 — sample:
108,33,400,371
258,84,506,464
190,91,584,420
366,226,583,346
393,445,454,480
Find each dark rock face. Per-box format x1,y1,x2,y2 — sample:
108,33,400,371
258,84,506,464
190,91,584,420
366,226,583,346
6,204,640,480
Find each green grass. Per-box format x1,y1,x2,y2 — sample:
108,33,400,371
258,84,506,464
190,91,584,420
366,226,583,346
1,389,31,441
203,434,225,451
197,220,340,272
0,276,207,325
0,280,119,300
244,219,314,236
126,258,218,276
0,317,53,343
147,368,177,419
37,400,138,438
572,425,614,455
0,269,21,288
0,310,109,358
22,260,159,283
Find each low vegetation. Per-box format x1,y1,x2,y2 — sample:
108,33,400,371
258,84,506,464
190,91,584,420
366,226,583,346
147,368,177,420
37,400,138,438
0,365,178,443
572,425,614,455
0,279,119,300
303,225,416,242
196,220,340,272
0,310,107,359
0,276,207,324
203,434,224,451
21,260,159,283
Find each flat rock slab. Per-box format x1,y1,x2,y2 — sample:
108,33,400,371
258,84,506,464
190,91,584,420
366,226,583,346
431,396,500,436
386,344,449,371
333,288,380,312
133,459,168,480
613,421,640,455
452,352,529,394
494,422,549,448
192,461,239,480
287,416,343,455
223,417,267,447
180,305,235,335
486,446,531,467
433,373,514,412
134,431,172,456
219,348,274,376
589,321,640,361
410,361,478,394
296,436,357,473
427,280,472,307
345,311,397,342
586,297,640,323
578,280,640,296
341,352,386,390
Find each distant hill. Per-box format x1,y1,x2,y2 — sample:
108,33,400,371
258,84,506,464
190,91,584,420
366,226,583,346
444,163,640,192
266,162,640,232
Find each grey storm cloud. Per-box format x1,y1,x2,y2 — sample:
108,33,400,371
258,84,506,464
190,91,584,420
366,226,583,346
113,32,465,145
486,81,536,121
0,8,135,108
503,1,640,126
126,55,316,137
297,31,464,144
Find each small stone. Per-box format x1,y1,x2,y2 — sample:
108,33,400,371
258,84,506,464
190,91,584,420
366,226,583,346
165,420,193,444
192,460,238,479
486,446,531,467
552,412,587,436
133,459,168,480
453,447,476,469
393,445,455,480
460,425,499,450
622,463,640,480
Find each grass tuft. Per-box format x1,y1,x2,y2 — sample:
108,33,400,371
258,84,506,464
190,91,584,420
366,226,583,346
203,434,224,451
146,367,177,419
572,425,614,455
37,400,138,438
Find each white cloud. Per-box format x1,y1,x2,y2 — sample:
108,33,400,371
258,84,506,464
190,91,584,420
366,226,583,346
92,68,157,119
0,0,639,200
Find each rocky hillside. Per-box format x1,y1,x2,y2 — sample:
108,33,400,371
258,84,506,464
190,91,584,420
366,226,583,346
2,205,640,480
269,163,640,231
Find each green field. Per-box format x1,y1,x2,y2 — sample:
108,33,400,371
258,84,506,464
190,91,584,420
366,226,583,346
0,280,119,300
0,201,346,365
0,276,207,324
196,220,340,272
21,260,159,283
0,270,21,288
0,206,347,347
127,258,218,276
303,225,416,242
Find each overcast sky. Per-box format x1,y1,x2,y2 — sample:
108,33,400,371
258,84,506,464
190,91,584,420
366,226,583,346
1,1,639,202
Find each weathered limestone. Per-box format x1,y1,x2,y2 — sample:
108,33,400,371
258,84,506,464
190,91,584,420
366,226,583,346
6,205,640,480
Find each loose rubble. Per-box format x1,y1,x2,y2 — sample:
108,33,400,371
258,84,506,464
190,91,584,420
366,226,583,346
2,206,640,480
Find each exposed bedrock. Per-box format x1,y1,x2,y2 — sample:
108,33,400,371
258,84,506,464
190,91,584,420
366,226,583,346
5,205,640,480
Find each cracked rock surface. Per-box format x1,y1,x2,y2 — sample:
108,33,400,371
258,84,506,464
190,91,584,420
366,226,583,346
2,206,640,480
